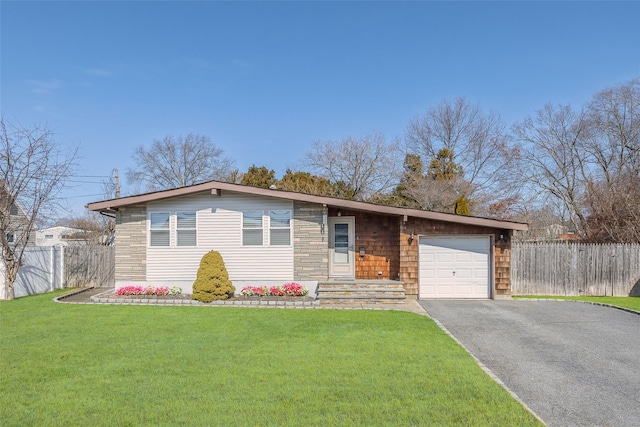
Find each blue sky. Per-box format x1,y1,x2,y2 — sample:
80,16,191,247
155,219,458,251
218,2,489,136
2,1,639,217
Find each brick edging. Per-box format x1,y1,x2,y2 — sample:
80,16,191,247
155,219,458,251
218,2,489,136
89,292,321,307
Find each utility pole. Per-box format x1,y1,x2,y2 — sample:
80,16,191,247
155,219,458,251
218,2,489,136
113,168,121,198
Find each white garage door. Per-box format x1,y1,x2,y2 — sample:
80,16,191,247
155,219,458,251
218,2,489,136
419,236,491,299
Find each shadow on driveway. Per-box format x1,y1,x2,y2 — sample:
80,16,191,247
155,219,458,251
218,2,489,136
419,300,640,427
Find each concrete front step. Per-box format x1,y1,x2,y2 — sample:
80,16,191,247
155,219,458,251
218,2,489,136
319,284,404,290
319,297,408,305
319,287,405,294
316,280,406,303
318,293,406,300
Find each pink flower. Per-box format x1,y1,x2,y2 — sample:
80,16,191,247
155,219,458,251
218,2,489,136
269,286,285,296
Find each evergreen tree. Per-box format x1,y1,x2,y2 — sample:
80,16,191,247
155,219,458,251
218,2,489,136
240,165,276,188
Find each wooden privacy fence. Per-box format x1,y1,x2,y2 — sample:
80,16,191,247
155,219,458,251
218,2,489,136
64,246,115,288
511,242,640,296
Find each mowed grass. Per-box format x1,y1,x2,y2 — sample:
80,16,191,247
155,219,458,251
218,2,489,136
1,291,541,426
515,295,640,312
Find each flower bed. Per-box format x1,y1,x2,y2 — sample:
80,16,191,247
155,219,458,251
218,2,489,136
115,286,182,297
241,283,309,297
108,283,314,303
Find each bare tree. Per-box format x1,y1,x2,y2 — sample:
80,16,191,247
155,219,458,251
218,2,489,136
59,211,115,246
580,79,640,242
583,172,640,242
126,133,235,192
512,103,591,236
0,119,77,300
512,79,640,242
303,132,402,200
406,98,518,211
584,78,640,178
510,203,569,242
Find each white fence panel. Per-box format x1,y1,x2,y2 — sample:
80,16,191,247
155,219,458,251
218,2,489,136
1,246,115,299
12,247,64,298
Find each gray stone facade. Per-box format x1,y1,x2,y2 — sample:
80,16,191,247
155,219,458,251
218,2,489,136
293,201,328,280
115,205,146,281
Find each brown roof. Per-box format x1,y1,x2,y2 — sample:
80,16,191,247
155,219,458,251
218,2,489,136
86,180,528,231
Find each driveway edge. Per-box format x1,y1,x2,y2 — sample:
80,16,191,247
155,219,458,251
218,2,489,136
516,298,640,316
429,317,547,426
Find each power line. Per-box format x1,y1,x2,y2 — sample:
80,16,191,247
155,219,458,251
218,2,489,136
65,193,104,199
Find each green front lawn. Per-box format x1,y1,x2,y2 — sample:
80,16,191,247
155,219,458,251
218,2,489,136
515,295,640,312
0,291,541,426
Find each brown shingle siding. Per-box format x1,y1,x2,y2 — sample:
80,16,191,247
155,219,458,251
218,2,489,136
329,208,400,280
399,217,512,298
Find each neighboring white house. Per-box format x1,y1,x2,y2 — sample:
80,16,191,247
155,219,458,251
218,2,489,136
35,226,86,247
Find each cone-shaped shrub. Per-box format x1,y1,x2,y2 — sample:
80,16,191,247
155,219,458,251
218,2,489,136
192,250,235,302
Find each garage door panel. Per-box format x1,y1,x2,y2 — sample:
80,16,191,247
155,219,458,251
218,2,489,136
457,285,473,294
474,270,488,279
455,268,473,279
419,236,490,299
455,252,473,263
422,253,436,263
438,285,454,295
422,269,436,279
437,253,454,262
436,269,453,277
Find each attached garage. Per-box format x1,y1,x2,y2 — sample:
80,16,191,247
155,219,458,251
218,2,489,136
419,236,491,299
88,179,528,299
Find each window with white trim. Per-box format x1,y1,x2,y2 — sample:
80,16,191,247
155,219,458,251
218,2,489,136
176,212,197,246
269,210,291,246
242,211,263,246
149,212,170,246
6,233,15,244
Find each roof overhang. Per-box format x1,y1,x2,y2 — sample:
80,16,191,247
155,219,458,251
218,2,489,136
86,180,529,231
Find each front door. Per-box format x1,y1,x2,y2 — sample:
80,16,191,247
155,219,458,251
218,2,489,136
328,216,355,278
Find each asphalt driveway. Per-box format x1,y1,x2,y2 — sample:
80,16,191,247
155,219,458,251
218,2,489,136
419,300,640,427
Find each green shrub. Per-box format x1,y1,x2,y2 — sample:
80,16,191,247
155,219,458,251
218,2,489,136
192,251,235,302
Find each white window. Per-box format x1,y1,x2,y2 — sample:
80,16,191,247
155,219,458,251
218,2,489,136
176,212,197,246
149,212,197,247
45,234,54,240
149,212,170,246
6,233,15,244
243,211,263,246
269,210,291,246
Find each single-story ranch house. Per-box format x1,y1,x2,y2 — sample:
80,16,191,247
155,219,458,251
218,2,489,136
87,180,528,300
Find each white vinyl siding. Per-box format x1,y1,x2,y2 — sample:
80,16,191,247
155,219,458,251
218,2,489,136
269,210,291,246
149,212,170,246
177,212,197,246
146,192,294,283
243,211,264,246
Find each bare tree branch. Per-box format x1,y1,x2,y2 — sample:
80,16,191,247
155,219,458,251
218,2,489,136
126,133,235,192
512,103,591,235
405,98,519,211
0,118,77,300
303,132,402,200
